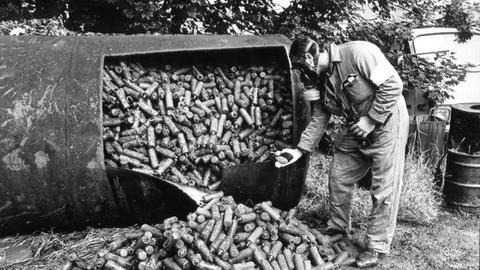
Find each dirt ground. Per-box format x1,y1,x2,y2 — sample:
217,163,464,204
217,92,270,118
299,151,479,270
2,210,476,269
377,210,479,270
1,152,479,269
299,208,479,270
333,209,479,270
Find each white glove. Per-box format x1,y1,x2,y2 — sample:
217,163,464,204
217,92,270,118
274,148,303,168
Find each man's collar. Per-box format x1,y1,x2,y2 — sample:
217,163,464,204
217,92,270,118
329,43,342,63
325,43,341,76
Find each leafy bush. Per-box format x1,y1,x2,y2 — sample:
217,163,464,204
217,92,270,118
0,1,34,20
275,1,473,106
0,17,70,35
441,0,477,42
399,52,466,106
344,18,467,106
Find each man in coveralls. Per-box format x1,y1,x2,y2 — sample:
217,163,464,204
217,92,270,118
276,36,409,267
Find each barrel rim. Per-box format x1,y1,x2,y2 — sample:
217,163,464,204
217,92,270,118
451,102,480,113
447,148,480,157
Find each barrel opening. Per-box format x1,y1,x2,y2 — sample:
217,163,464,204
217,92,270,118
101,45,308,214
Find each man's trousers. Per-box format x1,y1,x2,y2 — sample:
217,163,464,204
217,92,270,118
327,96,409,253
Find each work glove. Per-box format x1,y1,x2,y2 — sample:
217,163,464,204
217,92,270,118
274,148,303,168
349,116,376,139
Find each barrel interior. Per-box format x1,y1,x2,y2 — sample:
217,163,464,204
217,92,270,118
101,46,307,212
104,46,291,72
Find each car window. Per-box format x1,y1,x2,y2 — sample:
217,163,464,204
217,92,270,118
412,32,480,105
412,33,480,65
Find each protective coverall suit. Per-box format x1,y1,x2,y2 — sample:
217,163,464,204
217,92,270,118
296,41,409,253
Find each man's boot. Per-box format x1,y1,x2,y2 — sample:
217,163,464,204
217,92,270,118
356,248,385,268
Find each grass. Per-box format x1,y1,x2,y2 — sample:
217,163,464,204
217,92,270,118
297,148,442,228
398,151,442,224
384,210,479,270
0,227,137,269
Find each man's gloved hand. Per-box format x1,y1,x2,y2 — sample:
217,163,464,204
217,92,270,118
349,116,376,139
274,148,303,168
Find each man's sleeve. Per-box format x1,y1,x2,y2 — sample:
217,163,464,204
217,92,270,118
297,101,331,153
352,42,403,124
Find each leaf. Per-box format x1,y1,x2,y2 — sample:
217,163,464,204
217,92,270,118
225,7,233,18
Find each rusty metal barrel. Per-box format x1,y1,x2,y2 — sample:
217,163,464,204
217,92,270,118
0,35,309,236
444,103,480,212
448,103,480,152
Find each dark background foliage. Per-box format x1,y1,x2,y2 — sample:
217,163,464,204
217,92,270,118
0,0,478,105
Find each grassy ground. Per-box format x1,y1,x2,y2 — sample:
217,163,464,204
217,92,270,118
302,151,479,270
382,211,479,270
0,151,478,269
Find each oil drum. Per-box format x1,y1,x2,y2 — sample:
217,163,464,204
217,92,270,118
448,103,480,152
444,103,480,212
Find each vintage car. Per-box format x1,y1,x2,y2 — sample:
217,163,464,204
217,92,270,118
403,27,480,165
405,27,480,123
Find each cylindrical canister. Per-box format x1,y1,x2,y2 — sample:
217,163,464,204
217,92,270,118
444,103,480,212
0,35,309,235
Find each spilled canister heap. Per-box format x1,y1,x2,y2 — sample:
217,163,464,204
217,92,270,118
445,103,480,212
0,35,310,236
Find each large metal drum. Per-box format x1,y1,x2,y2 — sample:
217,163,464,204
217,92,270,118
448,103,480,152
444,150,480,211
0,35,309,236
445,103,480,212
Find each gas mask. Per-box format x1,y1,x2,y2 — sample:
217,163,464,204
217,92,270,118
292,58,319,83
292,68,321,101
290,38,321,101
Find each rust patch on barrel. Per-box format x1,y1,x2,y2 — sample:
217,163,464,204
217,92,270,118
34,151,50,168
2,96,34,130
87,158,101,169
2,148,29,171
86,143,103,170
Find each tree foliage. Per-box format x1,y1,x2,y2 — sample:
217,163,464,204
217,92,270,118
1,0,478,105
63,0,278,35
441,0,477,42
276,0,473,105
